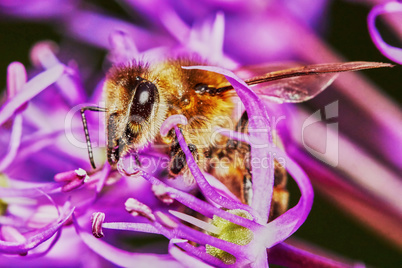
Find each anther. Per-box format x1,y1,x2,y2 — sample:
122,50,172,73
54,168,89,192
125,198,155,221
152,184,174,205
91,212,105,238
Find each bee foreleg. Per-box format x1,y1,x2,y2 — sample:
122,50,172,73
80,106,107,169
169,143,198,176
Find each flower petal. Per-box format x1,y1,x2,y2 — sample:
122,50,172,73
0,207,74,254
7,61,27,98
169,239,214,268
263,147,313,248
0,64,65,126
0,115,22,171
269,242,354,268
368,2,402,64
108,30,139,64
0,182,62,198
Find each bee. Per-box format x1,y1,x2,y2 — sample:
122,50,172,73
80,59,390,220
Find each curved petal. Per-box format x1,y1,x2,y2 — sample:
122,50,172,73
30,41,86,105
0,182,62,198
368,2,402,64
0,207,74,254
263,147,313,248
0,64,65,126
7,61,27,98
0,115,23,171
169,239,215,268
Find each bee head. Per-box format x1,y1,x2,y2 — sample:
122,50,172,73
105,67,167,166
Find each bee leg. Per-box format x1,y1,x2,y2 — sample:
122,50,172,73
169,144,198,176
169,146,198,176
168,127,199,176
242,150,253,205
269,160,289,220
236,111,249,133
80,106,107,169
169,150,186,175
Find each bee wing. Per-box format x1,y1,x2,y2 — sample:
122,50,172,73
234,61,300,80
227,61,393,103
250,72,338,103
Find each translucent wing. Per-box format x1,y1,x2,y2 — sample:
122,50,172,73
250,72,338,103
225,61,393,103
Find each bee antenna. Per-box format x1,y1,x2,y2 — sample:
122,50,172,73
80,106,107,169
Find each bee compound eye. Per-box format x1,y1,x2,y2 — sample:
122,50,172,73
195,83,208,94
130,81,158,122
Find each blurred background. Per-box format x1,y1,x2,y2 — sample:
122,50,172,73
0,0,401,267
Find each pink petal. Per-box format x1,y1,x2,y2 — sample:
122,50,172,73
0,115,22,171
30,41,86,105
269,242,353,268
108,30,139,63
169,239,214,268
0,64,65,126
263,147,313,248
368,2,402,64
0,207,74,254
6,62,27,98
0,182,62,198
63,9,173,51
160,114,188,137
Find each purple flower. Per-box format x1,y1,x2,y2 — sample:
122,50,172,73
0,0,401,267
96,85,313,266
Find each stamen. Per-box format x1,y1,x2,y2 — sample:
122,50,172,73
169,210,221,234
30,40,60,69
75,168,89,181
125,198,155,221
6,62,27,98
54,170,77,182
152,184,174,205
154,211,178,229
160,114,188,137
91,212,105,238
54,168,89,192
